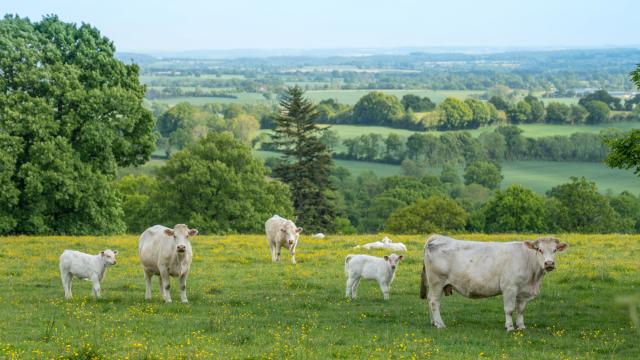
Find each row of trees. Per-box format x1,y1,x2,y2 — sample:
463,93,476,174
307,91,639,132
313,126,615,165
328,165,640,234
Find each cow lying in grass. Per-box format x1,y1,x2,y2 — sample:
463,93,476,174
59,249,118,299
420,235,568,331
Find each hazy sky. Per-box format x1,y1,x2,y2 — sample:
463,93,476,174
4,0,639,51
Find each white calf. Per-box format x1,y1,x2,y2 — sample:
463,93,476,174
345,254,404,300
59,249,118,299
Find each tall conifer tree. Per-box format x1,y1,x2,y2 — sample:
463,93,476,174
270,86,336,232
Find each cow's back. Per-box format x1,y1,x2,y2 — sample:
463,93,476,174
139,225,173,269
265,215,286,244
424,235,528,297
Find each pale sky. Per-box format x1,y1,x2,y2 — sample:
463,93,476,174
3,0,639,52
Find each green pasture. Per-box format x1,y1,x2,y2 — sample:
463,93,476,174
0,234,637,358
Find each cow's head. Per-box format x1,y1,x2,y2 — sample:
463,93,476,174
280,223,302,246
524,237,569,272
101,249,118,266
164,224,198,254
384,253,404,271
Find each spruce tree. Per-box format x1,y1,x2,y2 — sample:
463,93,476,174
270,86,336,232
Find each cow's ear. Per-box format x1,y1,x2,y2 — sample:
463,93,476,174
398,255,404,261
164,229,174,236
384,255,389,261
188,229,198,236
113,250,118,255
295,227,303,233
524,241,538,250
101,251,105,256
280,228,287,233
556,242,569,252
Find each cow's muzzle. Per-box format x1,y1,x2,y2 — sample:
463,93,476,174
177,246,186,253
544,261,555,271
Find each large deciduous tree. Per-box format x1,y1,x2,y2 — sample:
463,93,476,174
0,15,155,234
481,185,548,232
155,132,293,233
270,86,336,232
385,196,467,234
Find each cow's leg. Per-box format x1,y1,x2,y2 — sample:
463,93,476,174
179,273,189,303
289,245,297,264
275,243,282,262
90,275,101,299
351,277,361,299
502,289,517,331
159,267,172,303
515,298,529,330
269,242,277,262
427,282,446,328
345,275,355,299
379,281,390,300
61,272,73,299
144,269,153,300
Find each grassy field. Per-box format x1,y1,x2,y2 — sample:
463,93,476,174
148,90,484,106
302,122,640,140
152,93,270,106
501,161,639,194
0,234,638,358
252,151,639,194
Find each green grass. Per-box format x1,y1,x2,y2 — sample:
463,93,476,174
327,122,639,140
501,161,639,194
540,97,580,105
253,151,639,193
1,234,638,358
152,93,270,105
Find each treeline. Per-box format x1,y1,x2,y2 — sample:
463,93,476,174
150,101,274,157
324,165,640,235
260,126,616,165
271,90,640,132
146,87,239,99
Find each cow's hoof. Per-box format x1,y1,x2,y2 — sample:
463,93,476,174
433,322,446,329
516,326,526,331
181,300,189,304
506,326,515,332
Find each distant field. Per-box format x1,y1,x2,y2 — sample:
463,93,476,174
152,93,270,105
258,122,639,143
149,90,483,106
540,97,580,105
253,151,638,194
502,161,639,194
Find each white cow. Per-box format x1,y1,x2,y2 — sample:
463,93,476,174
265,215,302,264
345,253,404,300
312,233,325,239
355,236,407,252
139,224,198,303
59,249,118,299
420,235,569,331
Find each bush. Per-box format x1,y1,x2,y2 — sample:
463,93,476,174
385,196,467,234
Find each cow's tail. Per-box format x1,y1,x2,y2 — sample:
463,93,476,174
420,262,428,299
345,255,354,275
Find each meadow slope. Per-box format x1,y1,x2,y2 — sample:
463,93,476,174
0,234,638,359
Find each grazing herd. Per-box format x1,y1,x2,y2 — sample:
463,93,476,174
58,215,569,331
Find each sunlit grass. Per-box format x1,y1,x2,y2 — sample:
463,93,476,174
0,234,638,358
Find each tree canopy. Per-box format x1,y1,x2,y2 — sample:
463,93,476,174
0,15,155,234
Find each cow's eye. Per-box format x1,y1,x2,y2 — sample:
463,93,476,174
553,249,557,253
538,249,543,254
